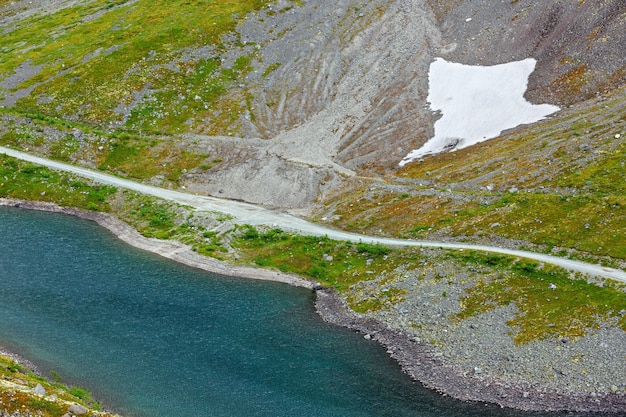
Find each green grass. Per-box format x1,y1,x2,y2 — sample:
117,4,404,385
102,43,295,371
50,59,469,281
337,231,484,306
0,155,116,211
118,193,228,255
233,225,409,291
262,62,281,77
1,0,271,134
0,116,210,183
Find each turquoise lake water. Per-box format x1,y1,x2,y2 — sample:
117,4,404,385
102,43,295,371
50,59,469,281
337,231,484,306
0,206,597,417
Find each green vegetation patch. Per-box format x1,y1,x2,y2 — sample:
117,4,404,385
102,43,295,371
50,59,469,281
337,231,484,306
96,135,206,182
233,225,409,291
118,193,229,256
347,286,406,314
451,251,626,344
1,0,271,134
0,115,211,184
0,155,116,211
454,193,626,259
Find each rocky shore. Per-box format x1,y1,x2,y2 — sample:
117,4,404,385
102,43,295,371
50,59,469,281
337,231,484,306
1,198,625,414
315,288,626,414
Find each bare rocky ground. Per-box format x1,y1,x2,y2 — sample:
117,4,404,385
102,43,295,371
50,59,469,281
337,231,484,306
316,287,626,413
327,248,626,413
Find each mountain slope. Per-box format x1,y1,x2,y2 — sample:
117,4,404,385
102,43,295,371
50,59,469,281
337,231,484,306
1,0,624,210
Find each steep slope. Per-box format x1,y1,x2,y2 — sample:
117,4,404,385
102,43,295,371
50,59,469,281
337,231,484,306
1,0,624,210
0,0,438,207
317,83,626,262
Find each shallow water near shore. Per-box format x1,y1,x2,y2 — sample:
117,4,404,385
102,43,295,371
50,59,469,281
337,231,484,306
0,206,600,417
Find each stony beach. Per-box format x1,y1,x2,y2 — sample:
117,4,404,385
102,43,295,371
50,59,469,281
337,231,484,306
315,288,626,413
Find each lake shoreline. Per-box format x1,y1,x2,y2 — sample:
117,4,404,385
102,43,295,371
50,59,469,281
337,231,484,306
315,288,626,413
1,198,624,414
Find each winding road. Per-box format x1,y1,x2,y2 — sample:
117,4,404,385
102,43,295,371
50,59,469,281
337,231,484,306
2,145,626,283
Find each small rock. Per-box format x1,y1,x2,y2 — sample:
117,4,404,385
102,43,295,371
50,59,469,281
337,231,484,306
68,404,88,415
364,334,371,340
322,254,333,262
32,383,46,396
611,385,618,393
549,283,557,290
71,128,83,140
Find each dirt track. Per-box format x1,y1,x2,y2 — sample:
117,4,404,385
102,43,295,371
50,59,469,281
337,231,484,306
3,145,625,284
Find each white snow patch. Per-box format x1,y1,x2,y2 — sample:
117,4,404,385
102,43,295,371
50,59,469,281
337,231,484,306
400,58,559,166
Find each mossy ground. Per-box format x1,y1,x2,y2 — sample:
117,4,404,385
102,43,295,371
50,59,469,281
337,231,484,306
0,154,116,211
0,113,221,185
448,251,626,344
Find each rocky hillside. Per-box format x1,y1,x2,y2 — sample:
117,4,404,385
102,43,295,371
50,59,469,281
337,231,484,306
1,0,622,210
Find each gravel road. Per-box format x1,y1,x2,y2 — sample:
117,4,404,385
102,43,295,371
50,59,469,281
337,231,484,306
2,145,625,284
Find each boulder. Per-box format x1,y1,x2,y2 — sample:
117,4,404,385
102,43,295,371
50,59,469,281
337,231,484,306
32,383,46,396
67,404,88,415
